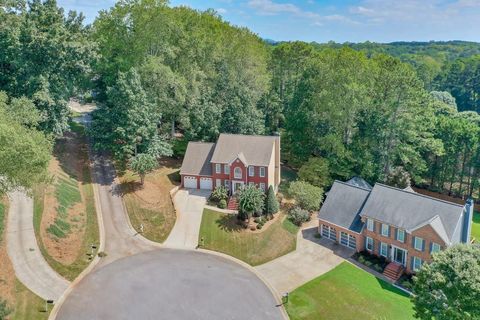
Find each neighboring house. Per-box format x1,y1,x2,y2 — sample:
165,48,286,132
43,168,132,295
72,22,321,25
180,134,280,193
318,180,474,274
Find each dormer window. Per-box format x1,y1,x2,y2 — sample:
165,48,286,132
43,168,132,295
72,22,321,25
234,167,242,179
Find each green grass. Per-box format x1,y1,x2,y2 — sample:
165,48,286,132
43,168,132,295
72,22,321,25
472,211,480,241
12,280,49,320
282,217,300,235
199,209,297,266
285,262,415,320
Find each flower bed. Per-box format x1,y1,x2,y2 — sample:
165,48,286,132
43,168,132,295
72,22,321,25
353,250,388,274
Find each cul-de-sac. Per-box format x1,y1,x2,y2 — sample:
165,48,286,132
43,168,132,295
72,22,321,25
1,1,480,319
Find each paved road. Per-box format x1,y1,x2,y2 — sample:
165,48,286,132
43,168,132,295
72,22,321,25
164,189,209,249
255,224,353,294
56,249,283,320
6,191,70,301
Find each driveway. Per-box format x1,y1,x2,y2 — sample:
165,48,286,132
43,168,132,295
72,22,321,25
6,190,69,301
56,249,283,320
164,189,210,249
255,223,354,294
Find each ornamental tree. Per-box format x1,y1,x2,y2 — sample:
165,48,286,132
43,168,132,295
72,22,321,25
288,181,323,212
129,153,158,186
412,244,480,320
237,185,265,225
265,185,279,216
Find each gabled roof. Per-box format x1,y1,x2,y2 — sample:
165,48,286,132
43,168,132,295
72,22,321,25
359,183,465,244
210,134,277,166
318,181,370,233
346,177,372,190
180,142,215,176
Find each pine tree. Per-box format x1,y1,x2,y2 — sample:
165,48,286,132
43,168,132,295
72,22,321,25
265,185,279,215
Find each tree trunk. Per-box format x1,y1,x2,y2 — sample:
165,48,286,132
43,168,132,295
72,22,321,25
171,118,175,138
458,147,468,197
140,174,145,186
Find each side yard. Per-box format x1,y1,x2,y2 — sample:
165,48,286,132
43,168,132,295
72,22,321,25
472,211,480,241
120,158,181,243
285,262,415,320
33,121,99,281
0,199,49,320
198,208,298,266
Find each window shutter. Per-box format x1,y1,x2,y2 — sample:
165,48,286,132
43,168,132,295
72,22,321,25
410,257,414,270
429,242,432,253
388,226,391,237
412,236,416,248
394,228,397,240
422,239,426,252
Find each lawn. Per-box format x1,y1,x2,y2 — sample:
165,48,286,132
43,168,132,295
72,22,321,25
285,262,415,320
472,211,480,241
12,280,49,320
121,158,180,243
198,209,298,266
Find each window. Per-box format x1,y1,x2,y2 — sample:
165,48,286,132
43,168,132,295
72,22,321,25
431,242,441,254
234,167,242,179
367,219,374,232
248,166,254,177
380,242,388,257
366,237,374,251
259,183,266,191
414,237,424,251
216,179,221,187
260,167,265,177
381,224,389,237
224,180,230,189
322,225,336,241
215,164,221,174
397,229,405,243
340,232,349,246
412,256,422,272
224,165,230,175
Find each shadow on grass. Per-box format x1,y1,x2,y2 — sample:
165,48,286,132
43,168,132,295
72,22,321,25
116,180,144,196
215,214,244,233
376,278,412,298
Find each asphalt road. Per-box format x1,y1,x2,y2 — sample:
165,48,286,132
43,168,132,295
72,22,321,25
56,249,283,320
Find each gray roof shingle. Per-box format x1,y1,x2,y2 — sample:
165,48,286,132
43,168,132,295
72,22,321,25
180,142,215,176
210,134,277,166
318,181,370,233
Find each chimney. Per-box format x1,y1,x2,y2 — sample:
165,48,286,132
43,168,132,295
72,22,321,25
462,198,474,243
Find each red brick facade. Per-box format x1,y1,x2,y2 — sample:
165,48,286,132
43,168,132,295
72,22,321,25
210,158,269,193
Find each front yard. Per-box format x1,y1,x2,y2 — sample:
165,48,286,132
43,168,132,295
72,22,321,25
198,209,298,266
285,262,415,320
120,158,181,243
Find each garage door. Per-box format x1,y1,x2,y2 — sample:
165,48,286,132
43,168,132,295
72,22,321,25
321,224,336,241
199,177,213,190
340,232,357,249
184,176,197,189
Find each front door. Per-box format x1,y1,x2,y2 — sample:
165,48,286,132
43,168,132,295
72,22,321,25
393,247,406,266
232,181,244,194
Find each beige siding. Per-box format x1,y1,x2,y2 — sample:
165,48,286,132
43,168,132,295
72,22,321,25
267,144,275,190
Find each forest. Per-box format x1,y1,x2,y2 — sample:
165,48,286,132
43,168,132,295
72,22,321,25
0,0,479,200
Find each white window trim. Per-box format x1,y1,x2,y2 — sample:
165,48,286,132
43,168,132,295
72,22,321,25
414,237,423,251
431,242,441,253
259,167,265,177
248,166,254,177
234,167,242,179
215,164,221,174
413,256,422,271
224,180,230,189
381,224,389,237
380,242,388,257
367,219,374,232
397,229,405,243
366,237,373,251
259,183,266,191
224,165,230,175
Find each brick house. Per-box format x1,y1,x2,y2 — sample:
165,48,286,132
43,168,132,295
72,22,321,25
318,179,474,275
180,134,280,193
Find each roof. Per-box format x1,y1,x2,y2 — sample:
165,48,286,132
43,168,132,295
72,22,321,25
346,177,372,190
318,181,370,233
210,134,277,166
360,183,465,244
180,142,215,176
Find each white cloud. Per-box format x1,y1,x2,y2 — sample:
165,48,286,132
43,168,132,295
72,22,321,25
216,8,227,14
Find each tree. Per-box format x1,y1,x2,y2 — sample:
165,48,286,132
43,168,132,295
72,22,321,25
237,185,265,225
413,244,480,320
288,181,323,212
0,298,12,320
128,153,158,186
265,185,279,216
288,207,310,226
298,157,332,189
210,186,228,203
146,135,173,159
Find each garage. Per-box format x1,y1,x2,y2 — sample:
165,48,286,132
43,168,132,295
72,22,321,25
340,231,357,249
321,224,337,241
199,177,213,190
184,176,197,189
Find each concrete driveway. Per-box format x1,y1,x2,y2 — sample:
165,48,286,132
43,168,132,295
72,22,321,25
164,189,210,249
56,249,283,320
255,224,354,294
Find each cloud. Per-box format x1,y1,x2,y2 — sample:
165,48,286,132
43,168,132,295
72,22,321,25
216,8,227,14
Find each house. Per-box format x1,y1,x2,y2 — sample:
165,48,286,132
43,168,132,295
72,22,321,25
318,180,474,276
180,134,280,193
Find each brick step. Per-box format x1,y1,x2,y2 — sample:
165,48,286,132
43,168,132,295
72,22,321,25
227,197,238,210
383,262,404,281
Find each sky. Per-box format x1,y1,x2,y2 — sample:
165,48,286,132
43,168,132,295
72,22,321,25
56,0,480,43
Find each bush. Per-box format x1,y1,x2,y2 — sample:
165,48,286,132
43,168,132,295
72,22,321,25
288,207,311,226
364,260,373,267
264,185,279,215
0,299,12,320
256,224,263,230
218,199,227,209
373,264,383,273
298,156,332,188
288,181,323,211
98,251,107,257
210,186,228,203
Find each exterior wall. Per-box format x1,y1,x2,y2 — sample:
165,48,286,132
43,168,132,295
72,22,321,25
211,163,230,189
267,144,276,190
274,136,281,188
318,219,365,252
362,217,447,273
247,165,269,191
210,160,270,193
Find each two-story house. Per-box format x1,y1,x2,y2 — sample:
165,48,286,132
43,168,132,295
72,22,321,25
318,179,473,277
180,134,280,193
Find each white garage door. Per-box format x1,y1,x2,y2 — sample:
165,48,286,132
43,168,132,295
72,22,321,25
321,224,337,241
199,177,213,190
184,176,197,189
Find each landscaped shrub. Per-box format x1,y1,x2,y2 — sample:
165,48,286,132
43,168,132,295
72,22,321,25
218,199,227,209
256,224,263,230
0,298,12,320
264,185,279,215
288,207,311,226
288,181,323,211
210,186,228,203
